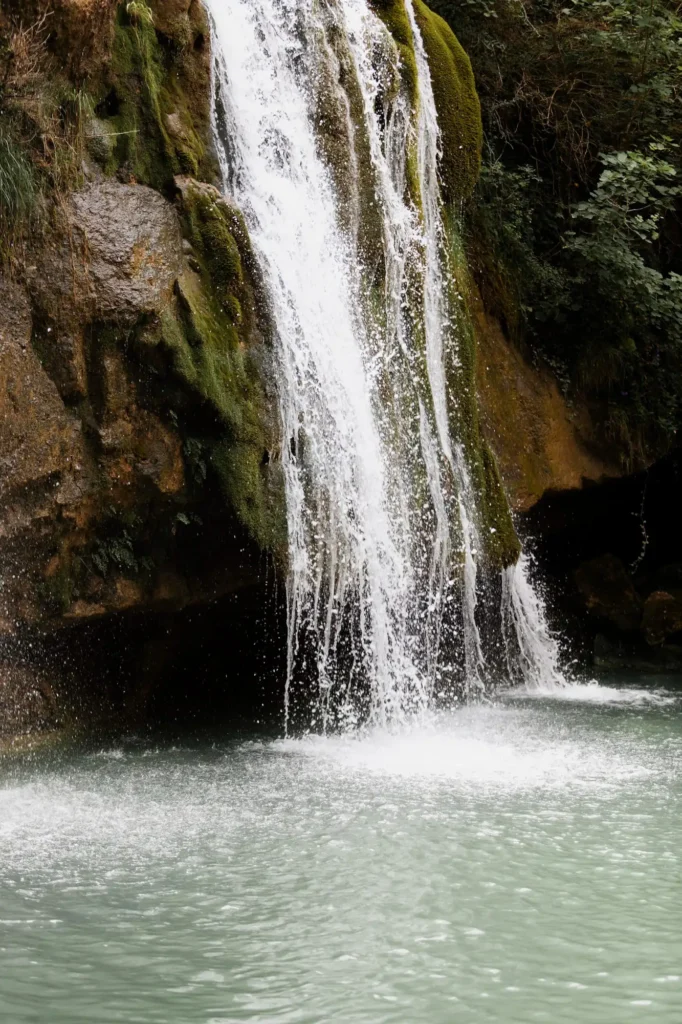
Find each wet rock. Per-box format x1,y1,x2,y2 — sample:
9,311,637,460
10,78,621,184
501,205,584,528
69,182,184,323
85,116,117,166
642,590,682,646
594,632,682,672
574,554,642,632
31,181,182,332
0,277,88,504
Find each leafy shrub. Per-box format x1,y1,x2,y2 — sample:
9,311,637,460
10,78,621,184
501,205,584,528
432,0,682,460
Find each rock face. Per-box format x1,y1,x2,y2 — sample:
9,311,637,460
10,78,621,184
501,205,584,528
521,448,682,668
68,182,184,322
0,663,59,745
0,0,288,743
475,301,623,513
28,182,184,401
0,175,279,638
0,277,86,518
474,298,682,671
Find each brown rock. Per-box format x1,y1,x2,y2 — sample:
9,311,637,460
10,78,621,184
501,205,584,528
31,182,182,329
574,554,642,632
642,591,682,646
69,182,184,323
0,277,87,505
475,299,625,512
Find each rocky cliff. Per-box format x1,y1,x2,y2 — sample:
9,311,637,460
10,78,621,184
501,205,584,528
0,0,286,741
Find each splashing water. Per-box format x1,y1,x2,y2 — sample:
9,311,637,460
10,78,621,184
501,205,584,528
205,0,564,727
501,553,565,691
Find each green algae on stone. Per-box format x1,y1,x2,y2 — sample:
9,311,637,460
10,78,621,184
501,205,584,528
370,0,420,107
370,1,481,206
312,18,387,280
413,0,482,204
211,438,287,556
442,212,520,567
97,2,209,187
139,180,285,554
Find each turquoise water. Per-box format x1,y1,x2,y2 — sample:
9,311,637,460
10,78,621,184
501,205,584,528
1,680,681,1022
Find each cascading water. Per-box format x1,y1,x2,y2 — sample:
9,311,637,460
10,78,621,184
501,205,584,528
501,553,565,691
204,0,564,727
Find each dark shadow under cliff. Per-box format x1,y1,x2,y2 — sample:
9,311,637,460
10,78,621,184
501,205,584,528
0,574,288,743
521,447,682,669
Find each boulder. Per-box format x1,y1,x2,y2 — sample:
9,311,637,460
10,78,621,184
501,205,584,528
574,554,642,632
642,591,682,646
31,181,182,326
68,181,184,323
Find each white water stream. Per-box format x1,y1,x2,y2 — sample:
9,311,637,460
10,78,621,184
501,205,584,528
204,0,563,726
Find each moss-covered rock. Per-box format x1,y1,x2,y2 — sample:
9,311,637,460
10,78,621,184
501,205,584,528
370,0,419,106
139,177,285,554
95,1,211,187
442,214,520,568
413,0,482,203
371,0,482,204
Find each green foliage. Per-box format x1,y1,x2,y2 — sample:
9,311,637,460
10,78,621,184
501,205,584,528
125,1,155,26
569,150,682,247
474,162,572,338
562,149,682,444
0,128,37,232
0,14,89,254
432,0,682,459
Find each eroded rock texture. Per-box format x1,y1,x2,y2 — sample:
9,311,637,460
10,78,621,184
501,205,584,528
0,1,284,738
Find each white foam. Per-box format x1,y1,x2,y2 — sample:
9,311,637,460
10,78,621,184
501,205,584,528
512,681,679,707
272,705,658,788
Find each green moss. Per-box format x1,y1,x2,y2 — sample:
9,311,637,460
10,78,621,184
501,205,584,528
370,2,481,205
183,189,245,304
442,211,520,568
211,440,286,554
370,0,419,106
413,0,482,204
140,182,285,553
369,0,422,211
160,272,248,432
314,24,388,275
99,3,206,187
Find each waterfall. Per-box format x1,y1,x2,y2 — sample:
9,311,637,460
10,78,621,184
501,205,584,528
204,0,564,726
501,554,565,691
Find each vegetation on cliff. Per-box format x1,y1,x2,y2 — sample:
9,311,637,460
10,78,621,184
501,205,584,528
372,0,518,565
432,0,682,465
